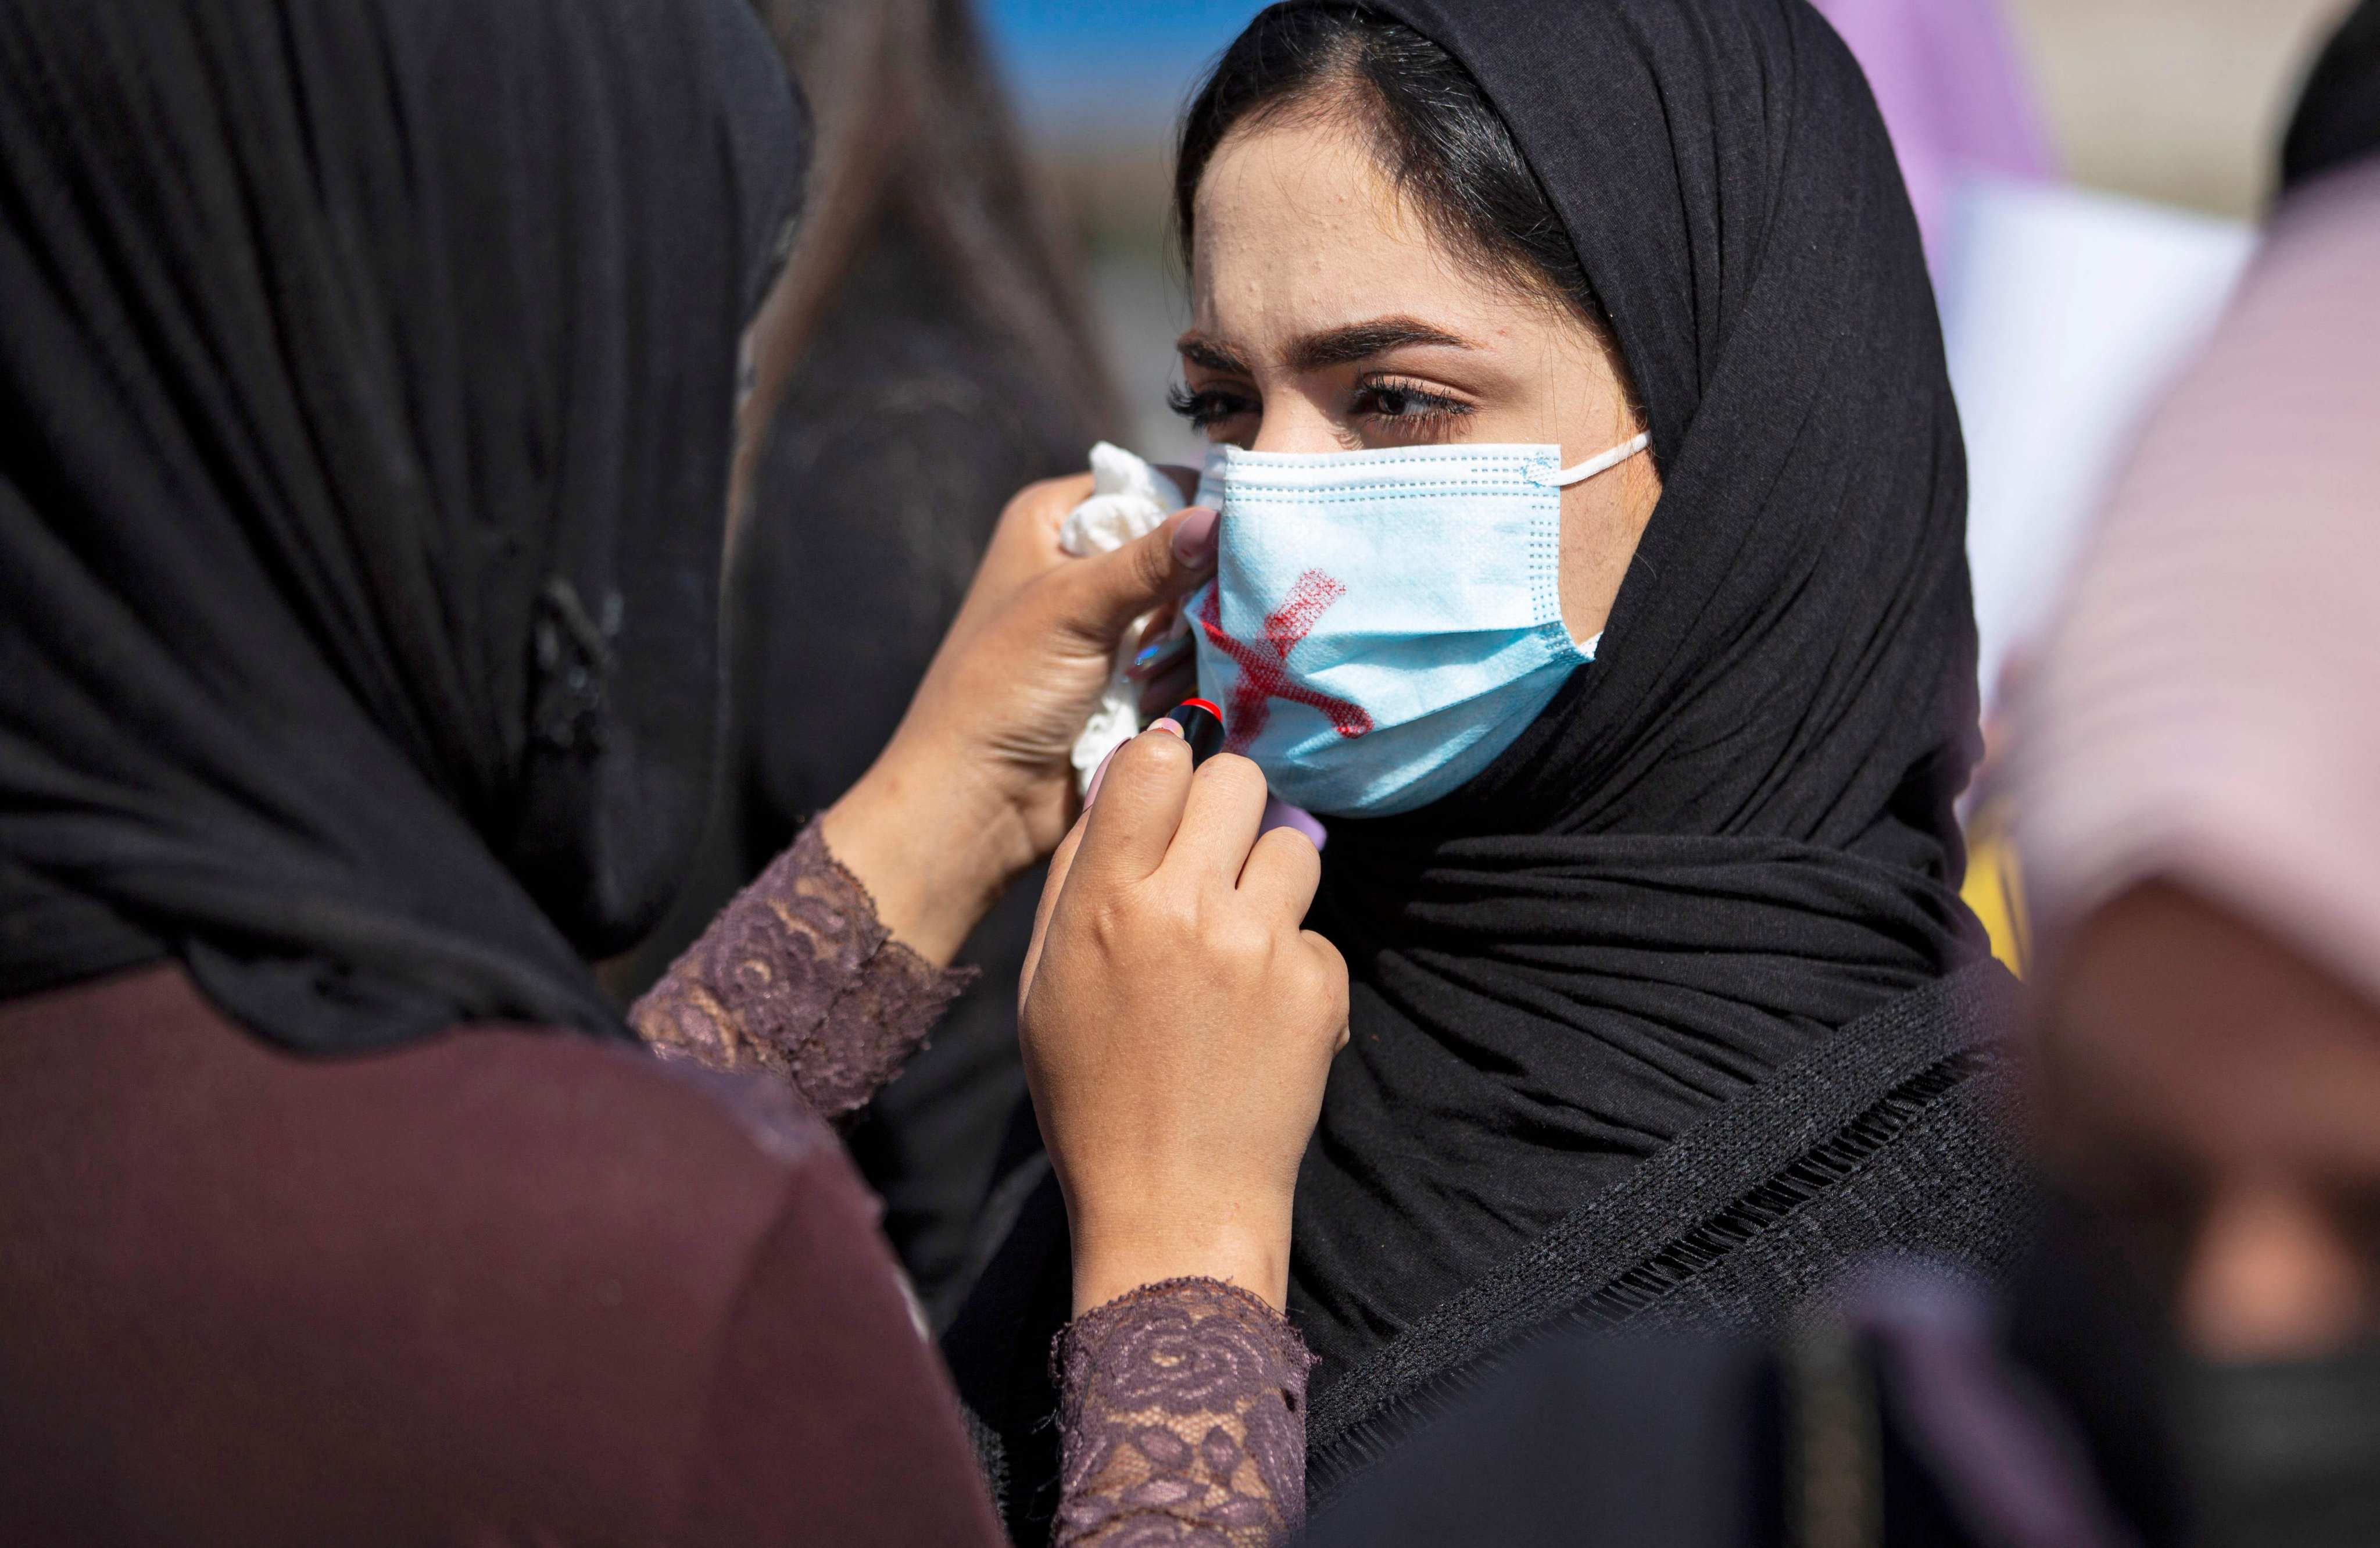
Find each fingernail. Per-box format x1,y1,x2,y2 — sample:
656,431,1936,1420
1126,632,1194,681
1170,507,1219,567
1146,717,1184,739
1083,745,1121,807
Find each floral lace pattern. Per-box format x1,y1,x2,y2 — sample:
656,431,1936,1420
629,822,975,1118
1053,1279,1316,1547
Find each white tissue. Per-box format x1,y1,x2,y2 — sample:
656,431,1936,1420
1060,441,1189,791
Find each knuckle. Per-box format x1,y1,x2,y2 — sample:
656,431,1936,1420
1211,912,1273,966
1195,752,1268,811
1161,887,1212,939
1258,827,1322,885
1085,891,1135,949
1301,930,1350,979
1112,874,1191,936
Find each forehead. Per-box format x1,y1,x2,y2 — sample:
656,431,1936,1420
1188,117,1513,339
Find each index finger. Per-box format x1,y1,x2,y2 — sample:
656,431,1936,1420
1071,725,1195,891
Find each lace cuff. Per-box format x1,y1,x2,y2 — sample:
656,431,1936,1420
1052,1279,1316,1547
629,822,977,1117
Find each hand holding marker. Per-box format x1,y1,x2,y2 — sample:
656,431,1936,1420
1085,698,1229,806
1168,698,1227,767
1021,688,1347,1313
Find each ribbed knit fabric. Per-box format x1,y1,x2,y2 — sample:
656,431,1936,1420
1306,960,2034,1502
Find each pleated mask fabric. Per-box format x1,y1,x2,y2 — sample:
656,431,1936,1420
1259,0,1991,1377
1190,440,1642,818
0,0,806,1051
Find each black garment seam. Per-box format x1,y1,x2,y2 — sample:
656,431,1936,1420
1577,1048,1996,1324
1306,1029,2010,1496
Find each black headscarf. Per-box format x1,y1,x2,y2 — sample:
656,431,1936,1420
0,0,805,1052
1282,0,1987,1375
2282,0,2380,194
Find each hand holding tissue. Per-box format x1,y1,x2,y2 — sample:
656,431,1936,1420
1058,442,1191,789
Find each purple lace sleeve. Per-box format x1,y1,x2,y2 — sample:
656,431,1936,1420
1052,1279,1316,1547
629,821,977,1118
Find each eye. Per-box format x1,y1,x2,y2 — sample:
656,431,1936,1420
1351,376,1473,435
1167,381,1258,434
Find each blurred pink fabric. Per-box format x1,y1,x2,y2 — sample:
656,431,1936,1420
1810,0,2054,263
2014,161,2380,1000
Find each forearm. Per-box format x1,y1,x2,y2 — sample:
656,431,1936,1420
630,821,976,1117
815,749,1037,968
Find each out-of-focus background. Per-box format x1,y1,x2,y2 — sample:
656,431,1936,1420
980,0,1257,465
986,0,2353,714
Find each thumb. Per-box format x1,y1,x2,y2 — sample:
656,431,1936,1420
1057,505,1219,643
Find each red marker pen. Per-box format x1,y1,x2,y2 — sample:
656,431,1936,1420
1170,698,1227,767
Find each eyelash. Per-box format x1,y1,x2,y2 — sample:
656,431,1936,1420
1165,376,1477,435
1166,381,1254,430
1352,376,1473,434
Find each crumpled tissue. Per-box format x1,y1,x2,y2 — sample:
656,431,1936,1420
1059,441,1190,792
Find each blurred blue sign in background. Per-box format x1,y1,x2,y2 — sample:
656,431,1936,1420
982,1,1265,140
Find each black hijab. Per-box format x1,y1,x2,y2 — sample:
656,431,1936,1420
1282,0,1987,1374
0,0,805,1051
2282,0,2380,194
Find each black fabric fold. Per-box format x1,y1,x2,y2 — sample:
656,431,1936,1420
1275,0,1989,1376
0,0,805,1050
2282,0,2380,194
1305,960,2031,1501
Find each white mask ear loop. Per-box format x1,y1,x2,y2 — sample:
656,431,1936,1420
1542,431,1652,487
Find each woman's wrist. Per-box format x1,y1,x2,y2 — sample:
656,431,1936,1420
820,739,1040,966
1069,1207,1292,1317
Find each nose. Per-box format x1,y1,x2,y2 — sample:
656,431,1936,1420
1248,394,1349,456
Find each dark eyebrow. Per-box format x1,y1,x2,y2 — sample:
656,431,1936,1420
1175,331,1252,375
1176,317,1479,378
1290,317,1476,372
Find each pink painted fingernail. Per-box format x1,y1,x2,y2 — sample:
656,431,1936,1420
1146,717,1184,739
1171,507,1219,567
1084,745,1121,807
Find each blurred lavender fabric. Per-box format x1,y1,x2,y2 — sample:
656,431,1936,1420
1810,0,2056,264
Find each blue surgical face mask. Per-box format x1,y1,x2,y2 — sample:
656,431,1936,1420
1190,434,1649,817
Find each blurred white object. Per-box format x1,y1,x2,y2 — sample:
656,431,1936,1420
1940,176,2256,711
1059,441,1187,790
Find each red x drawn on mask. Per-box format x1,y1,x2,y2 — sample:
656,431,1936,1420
1197,570,1374,753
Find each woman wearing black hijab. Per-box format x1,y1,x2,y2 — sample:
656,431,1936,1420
1311,12,2380,1545
951,0,2031,1524
0,1,1347,1542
